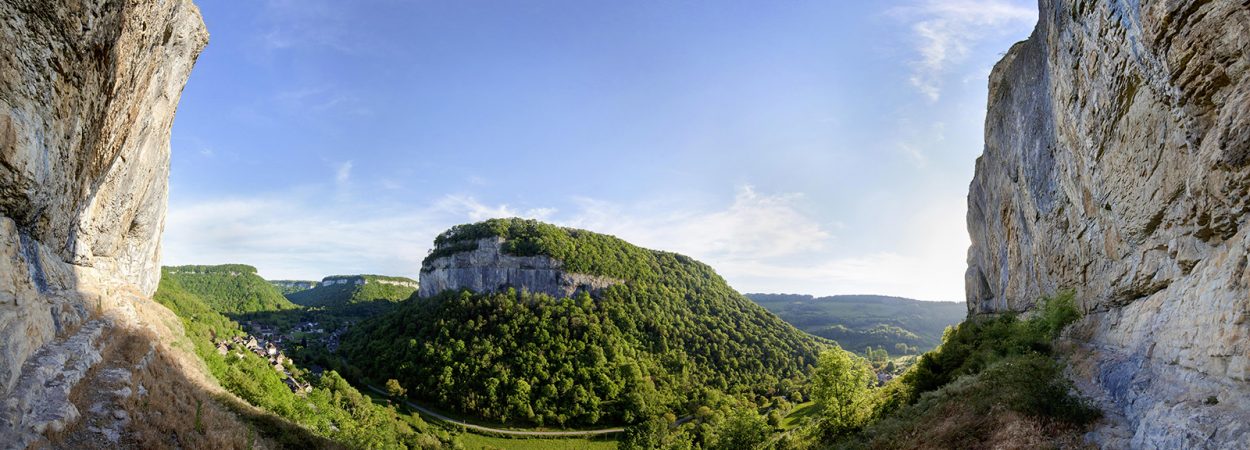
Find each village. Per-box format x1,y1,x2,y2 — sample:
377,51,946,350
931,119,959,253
212,319,352,395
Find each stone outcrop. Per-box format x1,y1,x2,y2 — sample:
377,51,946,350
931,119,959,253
320,275,418,289
966,0,1250,447
269,279,319,291
419,237,621,299
0,0,208,445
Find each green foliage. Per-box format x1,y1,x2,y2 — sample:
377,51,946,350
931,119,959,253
458,434,617,450
901,291,1083,400
709,407,773,450
153,271,456,449
977,354,1099,423
164,265,297,315
747,294,965,355
854,353,1098,449
424,218,696,283
349,219,824,428
838,291,1098,448
620,416,669,450
808,349,875,439
387,379,408,398
1034,289,1080,340
288,275,418,308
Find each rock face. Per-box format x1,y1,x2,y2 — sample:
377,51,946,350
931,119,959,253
0,0,207,445
419,237,621,299
320,275,419,289
966,0,1250,447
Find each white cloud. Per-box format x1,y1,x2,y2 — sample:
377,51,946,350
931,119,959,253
892,0,1035,101
162,186,967,301
564,186,832,261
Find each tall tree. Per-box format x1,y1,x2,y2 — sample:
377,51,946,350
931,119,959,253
810,348,874,438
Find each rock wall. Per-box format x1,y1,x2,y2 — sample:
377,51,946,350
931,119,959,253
966,0,1250,447
0,0,207,443
320,275,419,289
419,237,621,299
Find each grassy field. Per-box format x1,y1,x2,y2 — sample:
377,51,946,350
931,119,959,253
781,401,819,430
458,433,617,450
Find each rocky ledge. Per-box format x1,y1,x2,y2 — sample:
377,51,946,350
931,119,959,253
419,237,621,299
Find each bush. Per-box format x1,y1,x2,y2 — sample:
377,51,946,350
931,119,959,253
838,291,1099,448
979,354,1100,423
899,291,1084,403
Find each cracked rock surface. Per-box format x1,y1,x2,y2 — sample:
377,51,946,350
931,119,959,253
0,0,207,445
966,0,1250,447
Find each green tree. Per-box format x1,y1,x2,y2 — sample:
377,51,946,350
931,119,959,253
620,416,668,450
810,348,874,438
711,408,772,450
385,378,407,398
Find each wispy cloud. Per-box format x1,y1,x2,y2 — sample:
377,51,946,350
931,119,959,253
335,161,353,186
252,0,392,57
892,0,1035,101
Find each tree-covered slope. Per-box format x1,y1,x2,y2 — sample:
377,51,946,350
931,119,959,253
163,265,298,315
286,275,418,308
153,270,457,448
746,294,965,354
343,218,826,427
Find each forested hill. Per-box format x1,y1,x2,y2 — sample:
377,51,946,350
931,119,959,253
163,265,298,315
285,275,418,308
342,218,827,427
747,293,965,354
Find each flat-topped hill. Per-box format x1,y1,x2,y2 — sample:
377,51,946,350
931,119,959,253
286,274,418,308
344,218,827,427
163,265,298,315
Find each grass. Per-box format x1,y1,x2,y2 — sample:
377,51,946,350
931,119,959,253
457,432,618,450
780,401,819,430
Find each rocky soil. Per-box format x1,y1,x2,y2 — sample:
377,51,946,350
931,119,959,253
966,0,1250,447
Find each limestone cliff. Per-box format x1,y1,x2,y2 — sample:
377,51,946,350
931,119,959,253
419,237,621,299
966,0,1250,447
0,0,208,445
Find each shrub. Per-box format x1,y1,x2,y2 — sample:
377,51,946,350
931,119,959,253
841,290,1099,448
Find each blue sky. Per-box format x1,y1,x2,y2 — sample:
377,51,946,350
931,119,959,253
166,0,1037,301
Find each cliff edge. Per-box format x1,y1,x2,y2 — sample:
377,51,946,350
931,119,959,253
420,236,621,299
966,0,1249,446
0,0,209,445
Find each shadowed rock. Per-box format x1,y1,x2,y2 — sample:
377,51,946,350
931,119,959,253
967,0,1250,446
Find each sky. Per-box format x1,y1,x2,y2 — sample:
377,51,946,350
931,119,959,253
166,0,1038,302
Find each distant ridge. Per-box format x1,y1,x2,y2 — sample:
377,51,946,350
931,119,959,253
746,293,965,354
286,274,418,308
163,265,298,315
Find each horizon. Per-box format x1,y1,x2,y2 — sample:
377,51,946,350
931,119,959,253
165,0,1038,302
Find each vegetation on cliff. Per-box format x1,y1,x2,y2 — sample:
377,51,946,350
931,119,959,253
345,218,826,428
286,275,418,308
154,269,457,449
747,294,965,355
802,291,1100,448
164,265,298,315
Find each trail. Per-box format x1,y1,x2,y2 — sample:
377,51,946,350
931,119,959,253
363,384,625,437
